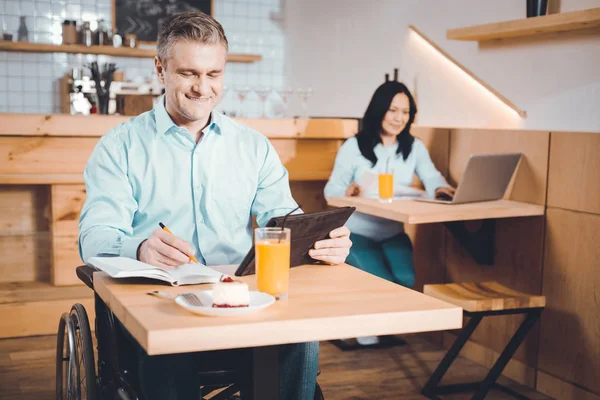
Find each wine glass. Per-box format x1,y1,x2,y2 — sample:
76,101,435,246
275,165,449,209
276,87,294,118
254,86,272,119
296,87,313,119
235,86,251,118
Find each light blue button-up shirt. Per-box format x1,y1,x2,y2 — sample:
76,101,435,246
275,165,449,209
79,97,298,265
324,136,448,240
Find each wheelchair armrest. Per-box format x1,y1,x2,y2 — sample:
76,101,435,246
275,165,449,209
76,265,97,290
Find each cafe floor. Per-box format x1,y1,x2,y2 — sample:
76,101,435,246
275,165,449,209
0,334,552,399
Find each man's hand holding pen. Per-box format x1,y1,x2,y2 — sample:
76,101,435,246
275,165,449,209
137,222,198,269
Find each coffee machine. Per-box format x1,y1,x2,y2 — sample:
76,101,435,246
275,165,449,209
60,68,163,115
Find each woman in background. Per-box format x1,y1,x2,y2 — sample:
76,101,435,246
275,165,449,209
325,81,454,291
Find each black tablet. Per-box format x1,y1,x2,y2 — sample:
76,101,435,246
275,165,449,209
234,206,356,276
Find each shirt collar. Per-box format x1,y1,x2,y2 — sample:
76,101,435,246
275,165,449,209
154,95,225,137
209,109,224,136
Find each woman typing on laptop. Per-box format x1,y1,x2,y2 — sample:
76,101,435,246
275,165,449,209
325,81,454,293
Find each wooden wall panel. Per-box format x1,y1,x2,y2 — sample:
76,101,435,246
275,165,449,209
449,129,549,205
0,186,51,283
406,128,450,293
0,235,50,283
271,139,344,181
51,185,86,237
406,128,449,345
538,208,600,394
405,223,446,292
296,119,358,139
445,216,545,368
537,371,600,400
50,185,86,285
443,128,549,377
0,185,49,233
0,282,94,338
406,222,447,346
547,131,600,215
0,297,94,338
52,235,83,286
411,127,450,177
290,181,328,213
0,137,96,175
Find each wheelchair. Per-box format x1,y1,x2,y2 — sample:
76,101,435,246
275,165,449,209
56,265,325,400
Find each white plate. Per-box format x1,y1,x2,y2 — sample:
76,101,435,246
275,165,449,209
175,290,275,317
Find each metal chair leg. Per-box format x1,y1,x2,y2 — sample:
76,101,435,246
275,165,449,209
421,315,483,398
471,309,542,400
422,308,543,400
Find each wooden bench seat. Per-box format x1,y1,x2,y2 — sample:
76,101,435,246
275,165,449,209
423,281,546,312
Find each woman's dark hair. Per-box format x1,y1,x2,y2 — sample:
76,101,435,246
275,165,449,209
355,81,417,166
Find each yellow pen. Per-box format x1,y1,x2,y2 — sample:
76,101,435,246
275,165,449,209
158,222,199,263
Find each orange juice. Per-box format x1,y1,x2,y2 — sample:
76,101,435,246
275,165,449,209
378,173,394,202
255,239,291,296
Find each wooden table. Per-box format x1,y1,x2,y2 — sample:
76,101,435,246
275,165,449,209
94,264,462,398
327,196,545,264
326,197,545,224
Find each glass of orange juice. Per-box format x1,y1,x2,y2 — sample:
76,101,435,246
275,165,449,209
255,227,291,300
378,173,394,203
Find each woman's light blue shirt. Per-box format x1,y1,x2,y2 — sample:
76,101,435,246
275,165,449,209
324,136,448,240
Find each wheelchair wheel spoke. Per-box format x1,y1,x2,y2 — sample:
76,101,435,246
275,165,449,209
74,327,88,398
63,329,69,397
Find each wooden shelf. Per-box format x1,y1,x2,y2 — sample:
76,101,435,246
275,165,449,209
447,7,600,41
0,41,262,63
326,197,544,224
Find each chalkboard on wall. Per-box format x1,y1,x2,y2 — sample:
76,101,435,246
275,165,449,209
112,0,213,44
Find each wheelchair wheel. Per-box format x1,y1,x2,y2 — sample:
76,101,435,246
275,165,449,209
56,313,79,399
56,304,97,400
70,303,97,400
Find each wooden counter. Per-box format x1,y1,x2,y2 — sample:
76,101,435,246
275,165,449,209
0,113,358,184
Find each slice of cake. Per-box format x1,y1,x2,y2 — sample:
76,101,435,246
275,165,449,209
212,276,250,308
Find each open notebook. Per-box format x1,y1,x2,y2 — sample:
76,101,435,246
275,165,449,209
86,256,227,286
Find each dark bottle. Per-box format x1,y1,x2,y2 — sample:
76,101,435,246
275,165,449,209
18,16,29,42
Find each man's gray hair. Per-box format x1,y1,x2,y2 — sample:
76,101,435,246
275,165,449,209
157,11,228,64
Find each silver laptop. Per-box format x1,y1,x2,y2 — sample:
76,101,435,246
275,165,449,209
416,153,522,205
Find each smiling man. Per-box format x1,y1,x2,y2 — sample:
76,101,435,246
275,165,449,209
154,32,225,144
78,11,352,400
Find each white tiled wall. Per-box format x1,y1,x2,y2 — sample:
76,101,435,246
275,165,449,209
0,0,286,115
